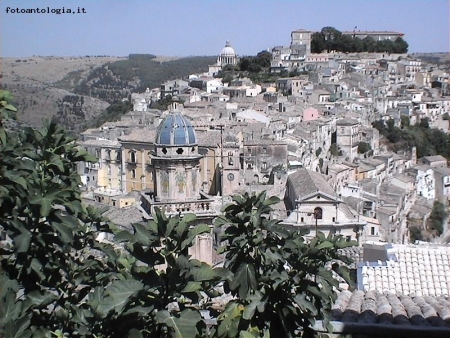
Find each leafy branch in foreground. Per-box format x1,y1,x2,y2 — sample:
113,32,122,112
215,191,355,338
0,92,119,337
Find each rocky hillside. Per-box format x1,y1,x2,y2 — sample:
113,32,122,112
73,55,216,103
0,55,216,132
1,56,123,130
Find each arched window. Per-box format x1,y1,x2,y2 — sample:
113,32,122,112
129,151,136,163
314,207,323,220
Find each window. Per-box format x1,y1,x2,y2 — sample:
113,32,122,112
371,227,375,235
129,151,136,163
131,169,136,179
301,217,304,222
262,162,267,170
262,147,267,154
228,152,233,165
314,207,323,220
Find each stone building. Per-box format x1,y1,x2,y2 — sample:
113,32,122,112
290,29,313,54
336,118,360,162
78,139,122,192
119,128,157,193
283,168,365,241
242,139,288,185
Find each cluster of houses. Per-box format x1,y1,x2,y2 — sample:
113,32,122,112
78,31,449,263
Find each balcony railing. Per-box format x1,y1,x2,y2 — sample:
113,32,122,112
151,200,219,217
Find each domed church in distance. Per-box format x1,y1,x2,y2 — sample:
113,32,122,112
208,40,238,76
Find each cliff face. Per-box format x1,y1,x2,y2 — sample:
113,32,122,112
1,56,122,130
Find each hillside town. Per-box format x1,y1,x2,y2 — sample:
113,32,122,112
74,28,450,330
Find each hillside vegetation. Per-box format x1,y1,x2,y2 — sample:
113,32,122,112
0,55,215,131
372,117,450,159
74,55,217,103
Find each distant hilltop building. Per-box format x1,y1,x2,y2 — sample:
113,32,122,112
341,30,405,41
208,40,238,76
290,28,405,54
291,29,314,54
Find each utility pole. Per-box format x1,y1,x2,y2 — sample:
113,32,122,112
193,123,225,208
220,124,224,208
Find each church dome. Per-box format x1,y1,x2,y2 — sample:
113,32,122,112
220,40,236,57
155,113,197,146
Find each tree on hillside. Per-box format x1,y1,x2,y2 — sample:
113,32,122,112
362,37,377,53
357,141,372,154
400,115,410,129
311,32,326,53
428,201,448,236
393,37,409,53
321,27,342,53
255,51,272,68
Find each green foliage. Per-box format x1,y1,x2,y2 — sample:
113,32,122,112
329,143,341,157
372,118,450,159
409,226,423,243
255,51,272,68
214,192,356,337
428,201,448,236
75,56,217,103
357,142,372,154
419,117,430,129
400,115,410,129
316,147,322,157
92,209,222,337
0,90,18,123
0,94,118,337
83,100,133,130
238,51,272,73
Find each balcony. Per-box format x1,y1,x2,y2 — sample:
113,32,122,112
151,200,219,217
126,160,138,166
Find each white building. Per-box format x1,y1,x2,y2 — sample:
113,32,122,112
283,168,366,242
406,165,435,200
336,118,360,162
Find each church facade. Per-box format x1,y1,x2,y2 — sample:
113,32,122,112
208,40,238,76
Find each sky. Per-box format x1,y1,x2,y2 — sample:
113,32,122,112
1,0,449,57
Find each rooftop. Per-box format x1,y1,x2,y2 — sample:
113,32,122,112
358,244,450,297
330,289,450,333
287,168,337,200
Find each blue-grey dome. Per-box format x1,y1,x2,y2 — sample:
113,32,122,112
155,113,197,146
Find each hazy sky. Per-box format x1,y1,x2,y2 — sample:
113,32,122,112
1,0,449,57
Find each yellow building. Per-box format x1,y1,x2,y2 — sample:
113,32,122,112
119,128,157,193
